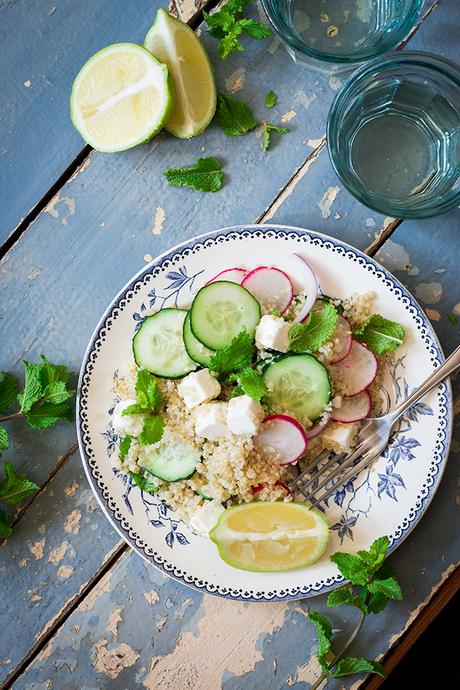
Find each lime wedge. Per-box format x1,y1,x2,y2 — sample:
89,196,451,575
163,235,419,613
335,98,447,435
70,43,173,152
210,502,330,572
144,9,216,139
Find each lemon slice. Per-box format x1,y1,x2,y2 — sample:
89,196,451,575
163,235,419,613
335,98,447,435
70,43,173,152
210,502,330,572
144,9,216,138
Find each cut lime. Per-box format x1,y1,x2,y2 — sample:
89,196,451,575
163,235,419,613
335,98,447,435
210,502,330,572
70,43,173,152
144,9,216,139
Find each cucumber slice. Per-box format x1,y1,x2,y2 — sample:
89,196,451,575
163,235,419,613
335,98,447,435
133,308,197,378
139,437,200,482
190,281,261,350
183,311,215,366
263,354,331,422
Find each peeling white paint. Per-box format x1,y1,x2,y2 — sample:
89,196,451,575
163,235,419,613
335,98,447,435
225,67,246,93
294,90,317,111
144,590,160,605
365,217,376,228
319,186,340,219
415,282,443,305
107,607,123,636
281,110,296,123
64,481,79,497
152,207,165,235
329,76,342,91
64,510,81,534
144,254,153,263
45,193,61,218
307,137,325,148
27,267,41,281
48,540,69,564
57,565,75,580
426,308,441,322
28,538,46,560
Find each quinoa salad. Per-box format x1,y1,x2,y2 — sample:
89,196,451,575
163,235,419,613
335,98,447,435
110,256,406,571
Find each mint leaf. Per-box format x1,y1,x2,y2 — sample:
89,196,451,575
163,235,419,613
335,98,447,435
367,590,389,614
217,93,258,136
238,17,272,40
356,535,390,572
0,426,8,454
0,372,17,414
309,611,333,673
0,462,39,504
327,586,355,608
265,90,277,108
38,356,72,386
121,403,145,416
367,576,402,601
0,509,12,539
354,315,405,355
447,312,457,325
119,435,132,461
139,416,164,445
135,370,163,413
261,123,289,151
25,401,73,429
18,362,43,413
330,552,369,586
41,381,74,405
209,331,253,375
289,303,338,353
332,656,385,678
229,367,267,400
164,157,223,193
230,385,244,398
130,472,159,495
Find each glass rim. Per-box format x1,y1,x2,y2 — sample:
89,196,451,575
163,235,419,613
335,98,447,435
260,0,424,64
327,50,460,219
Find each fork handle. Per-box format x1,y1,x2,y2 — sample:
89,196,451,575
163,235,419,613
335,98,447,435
391,344,460,422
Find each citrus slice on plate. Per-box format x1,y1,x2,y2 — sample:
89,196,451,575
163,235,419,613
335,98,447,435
144,9,216,138
70,43,173,152
210,502,330,572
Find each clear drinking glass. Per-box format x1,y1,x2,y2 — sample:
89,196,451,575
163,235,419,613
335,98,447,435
327,52,460,219
261,0,423,73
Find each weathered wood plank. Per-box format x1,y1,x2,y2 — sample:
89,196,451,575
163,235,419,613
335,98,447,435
0,0,192,245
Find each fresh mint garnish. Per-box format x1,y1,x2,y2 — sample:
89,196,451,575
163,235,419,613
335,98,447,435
261,123,289,151
164,157,223,193
217,92,258,136
289,303,338,352
130,472,159,495
138,416,164,445
229,367,268,400
0,462,39,505
265,90,277,108
209,331,253,375
204,1,272,58
353,314,405,355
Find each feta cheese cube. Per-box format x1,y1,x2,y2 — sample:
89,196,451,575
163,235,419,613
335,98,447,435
322,422,358,453
227,394,265,436
112,399,144,437
178,369,221,409
194,402,231,440
255,315,291,352
189,500,225,535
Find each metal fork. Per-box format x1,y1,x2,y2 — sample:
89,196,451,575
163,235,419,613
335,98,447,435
290,345,460,508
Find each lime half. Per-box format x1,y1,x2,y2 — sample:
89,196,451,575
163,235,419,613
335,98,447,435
210,502,330,572
70,43,173,152
144,9,216,139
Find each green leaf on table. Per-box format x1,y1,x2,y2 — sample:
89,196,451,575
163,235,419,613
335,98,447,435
164,157,223,193
204,1,271,58
265,90,277,108
119,435,133,461
25,401,73,429
0,508,12,539
447,312,457,325
327,586,355,608
18,362,43,413
0,372,18,414
229,367,268,400
217,93,258,136
332,656,385,678
356,535,390,572
130,472,159,495
289,303,338,353
0,426,9,454
209,331,253,375
41,381,74,405
0,462,39,504
367,576,403,601
38,355,73,387
366,590,389,614
261,124,289,151
354,315,405,356
330,551,370,586
309,611,333,673
139,416,164,445
238,17,272,40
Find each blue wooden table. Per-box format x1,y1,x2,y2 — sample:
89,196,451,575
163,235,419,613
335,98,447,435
1,1,459,688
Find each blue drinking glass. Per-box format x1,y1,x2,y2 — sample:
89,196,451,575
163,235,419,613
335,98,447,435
261,0,423,73
327,52,460,219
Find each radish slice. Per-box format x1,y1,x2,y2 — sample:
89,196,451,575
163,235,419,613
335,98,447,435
331,390,371,423
254,414,308,465
206,267,247,285
331,340,378,396
241,266,293,314
328,315,353,364
308,419,330,438
252,481,291,495
290,254,319,323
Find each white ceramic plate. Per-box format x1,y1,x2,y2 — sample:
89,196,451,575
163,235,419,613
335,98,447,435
77,225,452,601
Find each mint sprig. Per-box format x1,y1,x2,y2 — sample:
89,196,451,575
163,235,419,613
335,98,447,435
0,462,39,505
122,369,163,417
130,472,159,495
261,123,289,152
353,314,405,356
265,90,277,108
209,331,254,375
217,92,258,136
308,536,400,688
138,415,164,445
289,303,338,353
228,367,268,400
0,372,17,414
204,0,271,58
164,157,223,193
